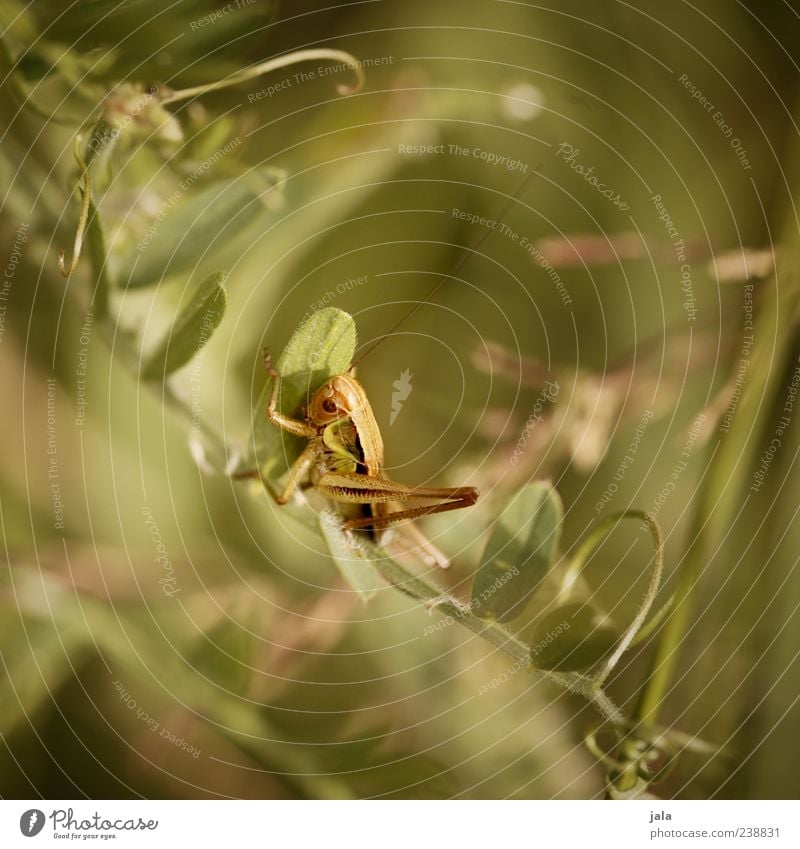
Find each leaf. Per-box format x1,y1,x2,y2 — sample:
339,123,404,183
141,271,227,380
32,0,279,86
529,602,618,672
471,483,563,622
246,307,357,481
318,511,380,601
5,565,348,799
117,178,258,288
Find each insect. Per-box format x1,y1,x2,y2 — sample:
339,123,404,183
259,351,478,568
248,170,537,568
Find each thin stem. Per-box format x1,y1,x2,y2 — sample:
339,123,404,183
374,553,623,724
628,591,675,648
626,242,800,744
161,49,365,104
603,501,708,793
608,245,800,792
58,135,92,278
627,504,708,730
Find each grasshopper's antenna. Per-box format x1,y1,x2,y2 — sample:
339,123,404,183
349,166,540,371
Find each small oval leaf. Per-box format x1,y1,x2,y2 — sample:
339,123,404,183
471,482,563,622
247,307,357,481
118,177,255,288
141,270,227,380
529,602,618,672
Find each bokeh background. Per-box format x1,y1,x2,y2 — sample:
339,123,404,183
2,0,800,799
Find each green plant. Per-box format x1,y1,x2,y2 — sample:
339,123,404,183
5,0,799,801
42,53,718,801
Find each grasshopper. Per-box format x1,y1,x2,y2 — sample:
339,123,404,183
259,351,478,568
247,170,537,567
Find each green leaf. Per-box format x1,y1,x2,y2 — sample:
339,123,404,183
246,307,357,481
318,511,380,601
529,602,618,672
141,271,227,380
471,482,563,623
117,177,258,288
34,0,278,84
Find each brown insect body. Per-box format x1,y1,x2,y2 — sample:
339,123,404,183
251,169,541,567
307,374,386,536
308,374,384,474
262,360,478,568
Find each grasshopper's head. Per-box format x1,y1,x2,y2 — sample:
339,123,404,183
307,374,369,426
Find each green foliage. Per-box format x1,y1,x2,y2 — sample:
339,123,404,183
8,0,278,85
0,615,91,739
246,307,357,480
529,602,617,673
187,611,255,696
5,0,799,802
471,483,562,622
117,179,262,289
141,271,227,379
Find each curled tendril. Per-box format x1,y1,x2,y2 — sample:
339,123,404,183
557,510,666,686
593,512,664,685
58,47,364,277
585,723,676,783
585,717,728,797
160,48,365,105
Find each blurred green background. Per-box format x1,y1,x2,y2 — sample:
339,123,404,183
2,0,800,799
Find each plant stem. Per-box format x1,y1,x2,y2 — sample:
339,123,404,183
628,506,707,732
606,502,709,793
374,554,623,724
610,246,800,793
160,49,365,104
58,138,92,278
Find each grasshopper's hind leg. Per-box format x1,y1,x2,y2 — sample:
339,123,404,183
368,500,450,568
316,471,478,568
390,517,451,569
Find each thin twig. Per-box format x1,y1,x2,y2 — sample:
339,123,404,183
161,49,365,104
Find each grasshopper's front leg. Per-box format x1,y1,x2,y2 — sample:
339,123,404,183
316,471,478,530
261,351,325,504
263,351,317,438
233,352,319,500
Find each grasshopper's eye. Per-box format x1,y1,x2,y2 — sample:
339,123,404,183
322,398,338,414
